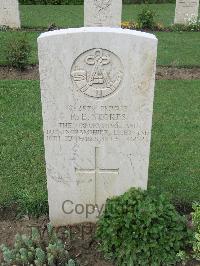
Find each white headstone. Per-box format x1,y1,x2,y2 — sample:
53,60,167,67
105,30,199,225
38,27,157,226
84,0,122,27
0,0,21,28
174,0,199,24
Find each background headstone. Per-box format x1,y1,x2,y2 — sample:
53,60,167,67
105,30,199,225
174,0,199,24
84,0,122,27
38,28,157,226
0,0,21,28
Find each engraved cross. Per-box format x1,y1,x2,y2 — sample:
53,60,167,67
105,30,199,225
75,147,119,204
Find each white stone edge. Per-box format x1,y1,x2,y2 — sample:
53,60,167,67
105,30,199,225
38,27,157,41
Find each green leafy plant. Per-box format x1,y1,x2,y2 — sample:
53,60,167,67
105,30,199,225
121,20,164,31
0,25,9,32
6,35,31,70
137,8,156,29
176,250,190,265
121,20,136,29
0,224,76,265
187,18,200,31
192,202,200,260
96,188,191,266
171,20,200,32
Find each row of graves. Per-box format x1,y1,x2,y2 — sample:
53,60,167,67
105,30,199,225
0,0,200,29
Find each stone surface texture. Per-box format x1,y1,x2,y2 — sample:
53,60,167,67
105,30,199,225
38,27,157,226
174,0,199,24
0,0,21,28
84,0,122,27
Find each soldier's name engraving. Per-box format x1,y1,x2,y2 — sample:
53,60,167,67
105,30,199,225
71,113,127,121
45,103,150,143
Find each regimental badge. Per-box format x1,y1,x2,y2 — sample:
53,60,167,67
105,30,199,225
71,48,123,99
94,0,112,11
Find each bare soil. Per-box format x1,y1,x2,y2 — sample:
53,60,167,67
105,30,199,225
156,67,200,80
0,208,113,266
0,65,39,80
0,65,199,80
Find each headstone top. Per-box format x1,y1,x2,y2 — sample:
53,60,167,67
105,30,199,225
84,0,122,27
38,27,157,41
0,0,21,28
174,0,199,24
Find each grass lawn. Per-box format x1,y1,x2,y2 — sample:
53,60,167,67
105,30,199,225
0,31,199,67
0,80,200,215
149,80,200,206
0,80,47,215
20,4,177,29
156,32,200,67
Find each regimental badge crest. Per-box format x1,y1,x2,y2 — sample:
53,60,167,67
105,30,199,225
94,0,112,11
71,48,123,99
